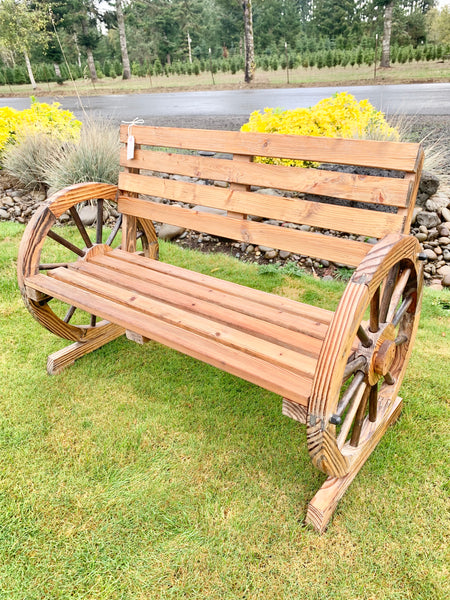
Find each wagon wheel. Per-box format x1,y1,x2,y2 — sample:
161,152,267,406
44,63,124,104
17,182,158,343
307,234,423,480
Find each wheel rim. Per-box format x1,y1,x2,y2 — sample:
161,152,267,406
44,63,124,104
331,259,419,450
18,185,157,342
307,235,423,478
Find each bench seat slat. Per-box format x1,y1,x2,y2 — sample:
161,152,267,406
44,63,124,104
69,259,324,357
25,273,312,406
108,249,333,325
119,125,422,172
119,172,405,238
84,253,328,341
120,149,412,209
118,196,371,267
46,265,318,379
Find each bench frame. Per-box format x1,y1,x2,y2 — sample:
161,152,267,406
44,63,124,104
17,126,425,533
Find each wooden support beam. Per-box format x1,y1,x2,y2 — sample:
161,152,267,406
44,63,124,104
47,322,124,374
126,330,151,344
282,398,307,424
306,395,403,533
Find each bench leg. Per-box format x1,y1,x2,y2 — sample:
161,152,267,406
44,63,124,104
306,395,403,533
47,323,124,375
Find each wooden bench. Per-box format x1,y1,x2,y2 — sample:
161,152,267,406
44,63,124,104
17,125,425,533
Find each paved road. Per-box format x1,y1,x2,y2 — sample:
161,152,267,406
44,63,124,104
1,83,450,125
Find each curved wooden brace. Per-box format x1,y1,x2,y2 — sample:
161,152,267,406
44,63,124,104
307,233,422,478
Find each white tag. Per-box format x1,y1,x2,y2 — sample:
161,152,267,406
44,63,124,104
127,134,135,159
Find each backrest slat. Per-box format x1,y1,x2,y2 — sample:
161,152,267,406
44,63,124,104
119,125,422,172
118,195,371,267
120,149,412,208
117,125,423,266
118,172,404,239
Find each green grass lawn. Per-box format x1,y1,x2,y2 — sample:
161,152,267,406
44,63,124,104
1,221,449,599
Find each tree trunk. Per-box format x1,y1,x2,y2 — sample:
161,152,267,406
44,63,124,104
86,47,98,82
23,51,37,89
242,0,255,83
116,0,131,80
53,63,62,78
81,19,98,82
74,33,82,67
380,1,393,68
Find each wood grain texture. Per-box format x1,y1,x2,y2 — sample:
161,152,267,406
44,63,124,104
17,126,425,534
118,172,405,238
46,182,118,218
46,265,319,379
47,323,124,374
282,398,308,424
68,260,325,357
307,233,422,478
120,148,412,208
17,181,156,348
106,249,334,325
119,125,422,171
118,195,371,266
25,273,312,406
306,395,402,533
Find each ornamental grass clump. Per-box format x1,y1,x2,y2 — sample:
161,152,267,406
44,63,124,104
3,117,120,191
241,92,400,167
44,118,120,190
2,132,65,189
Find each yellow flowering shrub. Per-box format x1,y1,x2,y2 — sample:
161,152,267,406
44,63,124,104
241,92,399,167
0,97,81,159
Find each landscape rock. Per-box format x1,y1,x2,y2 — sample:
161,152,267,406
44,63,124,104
437,265,450,277
423,248,438,260
441,207,450,223
416,211,441,228
158,224,186,240
192,205,227,216
78,205,97,226
411,207,422,224
425,194,449,213
418,171,440,200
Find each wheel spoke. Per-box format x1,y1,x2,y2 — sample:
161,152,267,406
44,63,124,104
105,214,123,247
392,294,413,327
369,286,380,333
69,206,93,248
380,263,400,323
332,370,366,424
39,262,69,270
369,384,378,422
343,356,367,382
63,305,77,323
386,268,412,323
96,199,104,244
47,230,85,257
337,380,367,449
350,384,372,447
395,333,408,346
357,325,372,348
